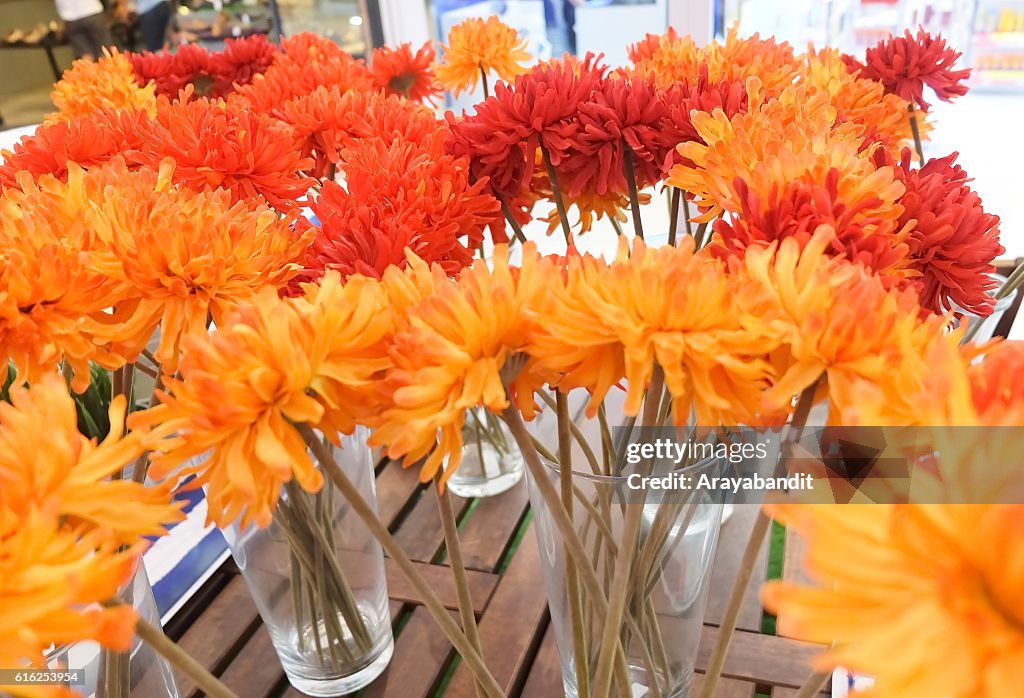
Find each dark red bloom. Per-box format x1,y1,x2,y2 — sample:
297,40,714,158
208,35,278,94
711,171,909,279
893,151,1003,315
844,29,969,111
0,107,147,190
656,64,748,174
131,37,277,100
299,137,499,283
370,41,442,104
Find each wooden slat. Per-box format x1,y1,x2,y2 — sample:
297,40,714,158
705,504,771,632
175,575,262,697
696,627,822,689
362,607,461,698
373,462,424,528
519,624,561,698
773,686,831,697
691,673,759,698
456,478,530,572
393,486,470,562
446,525,548,696
384,558,497,614
217,625,282,698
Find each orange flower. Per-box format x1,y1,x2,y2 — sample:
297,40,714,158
540,188,650,236
80,159,312,374
130,94,315,209
1,375,183,694
129,276,396,529
371,41,442,104
528,238,774,425
967,340,1024,425
762,504,1024,697
48,49,157,122
370,244,553,484
231,32,374,112
435,16,531,96
0,165,129,391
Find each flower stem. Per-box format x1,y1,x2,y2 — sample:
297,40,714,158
135,615,240,698
681,193,693,241
794,670,831,698
667,187,681,246
908,102,925,166
433,474,486,698
295,423,504,698
623,145,644,239
479,66,490,99
541,144,573,243
699,378,821,698
495,191,528,244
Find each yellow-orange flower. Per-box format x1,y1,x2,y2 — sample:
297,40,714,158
762,504,1024,697
0,166,129,391
370,244,553,484
48,49,156,123
528,238,774,425
79,159,312,374
129,275,396,529
435,16,531,96
1,376,183,696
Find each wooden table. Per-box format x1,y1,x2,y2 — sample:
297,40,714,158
165,466,828,698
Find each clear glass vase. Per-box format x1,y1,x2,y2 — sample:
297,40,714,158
446,406,525,498
44,565,180,697
523,390,731,698
223,429,394,697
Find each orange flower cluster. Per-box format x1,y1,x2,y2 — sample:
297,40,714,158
1,376,182,696
435,16,531,96
49,49,156,122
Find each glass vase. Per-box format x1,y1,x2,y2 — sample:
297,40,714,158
223,428,394,697
447,406,525,498
44,565,180,697
523,390,733,698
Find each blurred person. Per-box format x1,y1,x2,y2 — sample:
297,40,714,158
54,0,113,60
117,0,173,51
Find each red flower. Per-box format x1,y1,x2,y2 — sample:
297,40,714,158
131,43,210,98
278,87,444,178
371,41,442,104
129,95,314,209
443,53,606,200
0,107,147,190
844,29,969,111
208,35,278,96
559,73,665,196
627,28,679,64
300,137,498,283
656,64,748,174
710,172,910,280
232,33,374,112
893,150,1003,315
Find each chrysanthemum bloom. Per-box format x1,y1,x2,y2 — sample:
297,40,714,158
371,41,442,103
1,376,183,690
628,27,682,64
370,244,554,484
277,87,444,179
49,49,156,122
206,34,278,97
0,107,147,191
709,172,911,281
891,151,1003,316
668,87,904,225
800,47,914,156
628,28,702,87
762,504,1024,697
80,159,312,373
966,339,1024,425
540,188,650,236
129,278,394,529
300,137,497,282
435,16,531,96
129,94,315,209
734,229,946,417
559,73,666,196
0,166,131,391
231,32,374,112
529,237,775,425
130,42,209,98
444,53,606,200
844,29,970,111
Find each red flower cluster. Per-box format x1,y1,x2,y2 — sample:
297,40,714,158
130,35,278,99
300,137,499,282
277,87,443,179
232,33,374,112
844,29,970,111
892,150,1003,315
370,41,442,104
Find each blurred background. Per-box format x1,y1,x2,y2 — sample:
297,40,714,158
1,0,1021,255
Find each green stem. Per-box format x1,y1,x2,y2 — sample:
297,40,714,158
681,193,693,241
542,144,572,243
667,187,681,246
479,65,490,99
623,145,644,239
908,102,925,166
495,191,528,244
